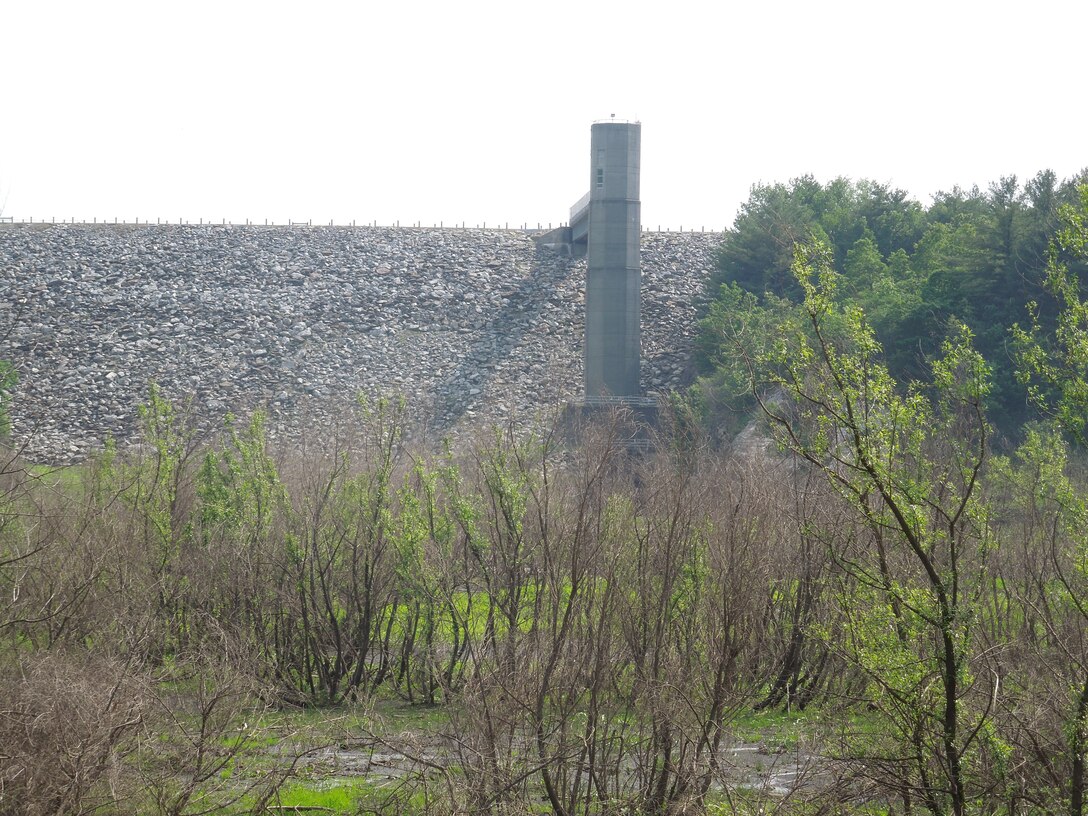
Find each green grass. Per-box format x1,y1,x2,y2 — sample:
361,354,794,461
26,460,89,493
729,706,817,747
373,695,452,731
706,792,891,816
272,779,376,811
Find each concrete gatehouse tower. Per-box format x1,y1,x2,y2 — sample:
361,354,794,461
534,118,656,444
584,120,642,398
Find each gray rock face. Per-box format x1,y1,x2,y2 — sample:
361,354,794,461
0,224,719,462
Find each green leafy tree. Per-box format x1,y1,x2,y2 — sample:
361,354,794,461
193,411,293,688
692,283,799,436
742,239,996,815
988,427,1088,814
1014,185,1088,443
702,171,1088,436
0,361,15,442
100,384,198,657
1011,184,1088,814
712,176,925,300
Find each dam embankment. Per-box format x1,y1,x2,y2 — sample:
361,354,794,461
0,224,719,461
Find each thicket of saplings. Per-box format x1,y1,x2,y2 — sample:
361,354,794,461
1,380,1086,816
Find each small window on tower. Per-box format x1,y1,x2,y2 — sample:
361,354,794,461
596,168,604,188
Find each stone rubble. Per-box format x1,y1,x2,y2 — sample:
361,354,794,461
0,224,719,462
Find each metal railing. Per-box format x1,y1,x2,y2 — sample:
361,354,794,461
0,216,722,234
569,191,591,224
0,217,562,230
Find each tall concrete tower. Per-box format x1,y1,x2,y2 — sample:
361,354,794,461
584,120,641,398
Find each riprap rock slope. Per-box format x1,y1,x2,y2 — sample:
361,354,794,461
0,224,718,461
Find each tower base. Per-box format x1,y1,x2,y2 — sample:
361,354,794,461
563,395,660,453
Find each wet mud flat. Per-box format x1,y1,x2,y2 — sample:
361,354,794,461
291,733,822,800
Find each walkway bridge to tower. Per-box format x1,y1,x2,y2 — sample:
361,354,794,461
569,191,591,246
532,190,591,257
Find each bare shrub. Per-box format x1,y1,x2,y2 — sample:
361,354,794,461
136,632,295,816
0,652,147,816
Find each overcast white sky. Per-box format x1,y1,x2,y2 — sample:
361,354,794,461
3,0,1084,230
